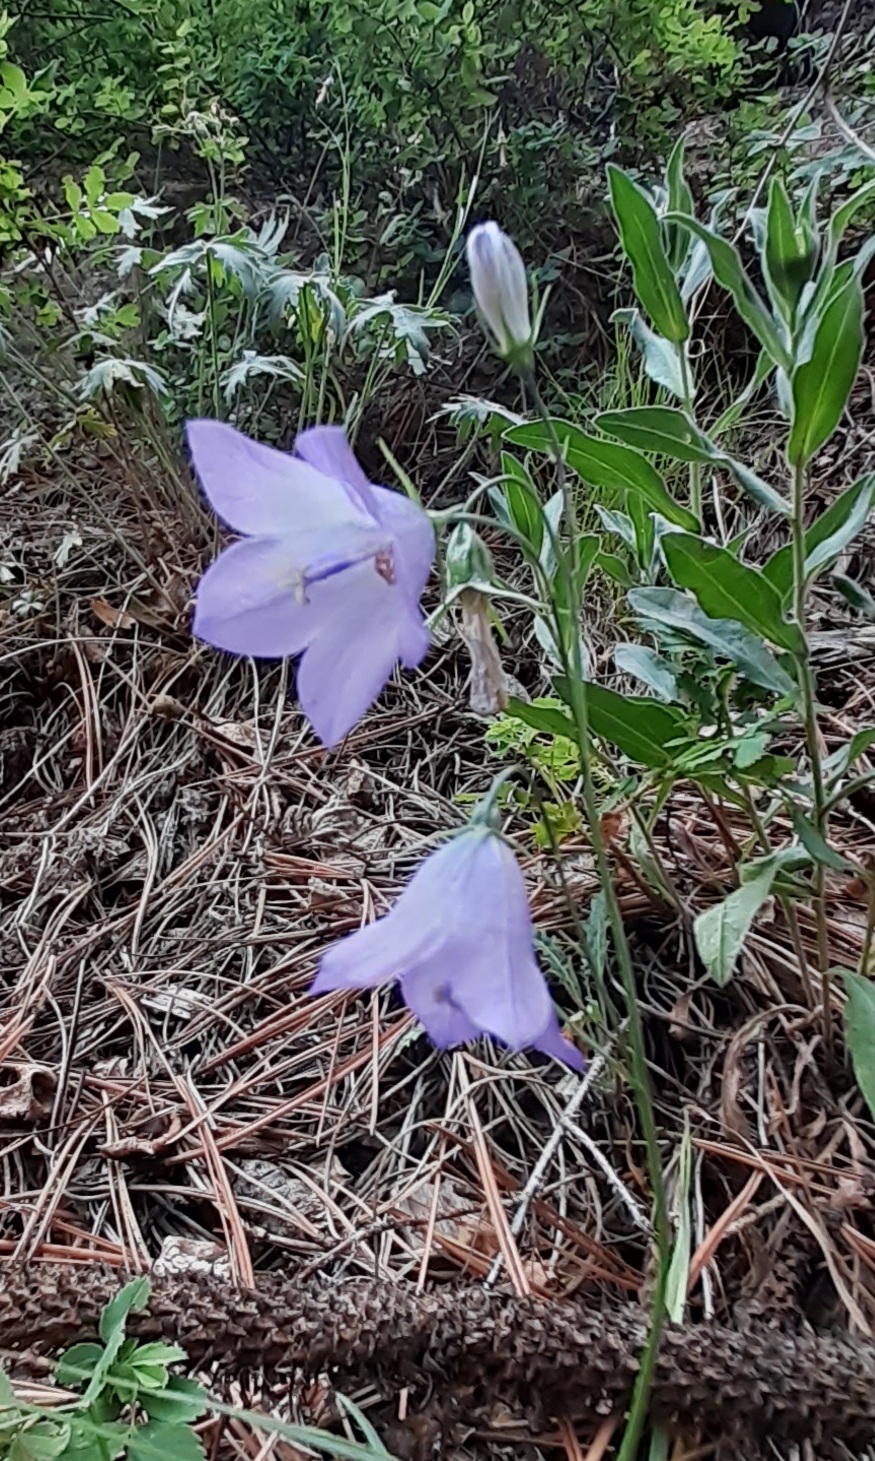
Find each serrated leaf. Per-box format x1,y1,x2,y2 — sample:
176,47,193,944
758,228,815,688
788,273,865,467
505,419,698,530
663,213,792,370
842,971,875,1120
661,534,803,653
694,860,778,984
608,167,689,343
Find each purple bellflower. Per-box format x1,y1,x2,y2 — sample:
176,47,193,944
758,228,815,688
311,825,584,1070
188,420,435,747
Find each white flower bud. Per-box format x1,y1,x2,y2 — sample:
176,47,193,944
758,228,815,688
466,222,534,368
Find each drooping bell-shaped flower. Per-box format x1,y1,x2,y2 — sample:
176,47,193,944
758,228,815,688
312,825,584,1070
466,221,534,368
188,420,435,747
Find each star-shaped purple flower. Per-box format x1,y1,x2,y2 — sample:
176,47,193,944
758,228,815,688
187,420,435,747
312,826,584,1070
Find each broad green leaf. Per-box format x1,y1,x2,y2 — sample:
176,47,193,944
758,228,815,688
608,166,689,343
499,453,543,554
505,419,698,530
764,475,875,600
612,308,686,398
663,213,792,370
597,550,634,586
594,407,789,515
629,586,797,696
56,1343,103,1387
125,1419,205,1461
790,810,850,871
763,175,817,321
614,643,679,702
506,697,576,741
8,1420,70,1459
596,406,713,462
661,534,803,652
842,971,875,1121
556,681,688,769
140,1378,210,1426
694,860,778,984
788,273,865,467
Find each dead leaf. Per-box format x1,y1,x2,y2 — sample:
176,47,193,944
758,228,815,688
0,1061,56,1120
90,597,135,630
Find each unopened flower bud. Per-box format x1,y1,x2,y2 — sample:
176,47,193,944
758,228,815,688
466,222,534,370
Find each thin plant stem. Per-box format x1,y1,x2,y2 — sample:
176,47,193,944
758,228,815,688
790,456,832,1050
526,369,669,1461
678,348,701,522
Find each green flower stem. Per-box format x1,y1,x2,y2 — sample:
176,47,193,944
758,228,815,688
790,457,832,1051
526,370,669,1461
678,347,702,523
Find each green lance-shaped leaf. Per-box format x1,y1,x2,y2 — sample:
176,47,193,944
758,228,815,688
764,473,875,601
763,175,818,323
612,308,686,398
842,971,875,1122
788,272,865,468
629,586,797,696
663,135,696,273
663,213,792,370
553,678,689,769
594,406,790,515
505,419,699,530
608,166,689,344
694,859,779,985
662,533,804,653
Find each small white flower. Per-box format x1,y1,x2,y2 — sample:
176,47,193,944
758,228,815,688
466,222,534,365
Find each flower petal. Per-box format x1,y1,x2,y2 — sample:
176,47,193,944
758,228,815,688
193,537,312,657
295,559,428,745
371,486,436,639
186,419,371,536
533,1010,585,1071
294,425,379,517
313,844,455,992
193,514,389,659
439,834,555,1049
401,957,482,1047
